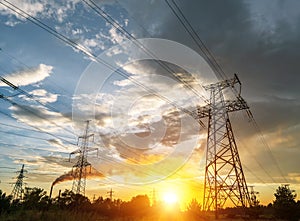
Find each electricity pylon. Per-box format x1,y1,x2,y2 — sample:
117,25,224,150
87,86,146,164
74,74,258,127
11,164,27,200
107,188,114,201
194,74,251,217
249,186,259,206
69,120,97,196
151,188,157,206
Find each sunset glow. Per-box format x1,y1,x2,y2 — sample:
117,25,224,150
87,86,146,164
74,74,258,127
0,2,299,221
163,191,178,204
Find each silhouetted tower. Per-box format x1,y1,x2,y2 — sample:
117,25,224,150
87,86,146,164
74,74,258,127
151,188,157,206
107,188,114,201
69,120,97,196
194,75,252,217
11,164,27,200
249,186,259,206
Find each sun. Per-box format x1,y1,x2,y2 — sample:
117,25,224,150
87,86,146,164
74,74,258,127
163,192,178,204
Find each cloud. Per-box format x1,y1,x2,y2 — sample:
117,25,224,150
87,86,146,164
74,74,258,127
114,0,299,188
247,0,300,38
0,64,53,87
82,38,106,51
1,0,298,190
0,0,44,21
18,89,58,104
4,20,20,26
288,173,300,183
0,0,82,26
9,104,72,135
115,0,169,36
108,27,126,44
47,139,71,150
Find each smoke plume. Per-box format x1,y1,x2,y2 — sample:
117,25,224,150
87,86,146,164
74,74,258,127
52,167,105,186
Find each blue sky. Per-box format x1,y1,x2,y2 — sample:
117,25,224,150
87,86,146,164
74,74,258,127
0,0,300,206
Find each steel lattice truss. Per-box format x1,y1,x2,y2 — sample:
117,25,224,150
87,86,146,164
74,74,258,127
11,164,26,200
70,120,97,196
193,75,252,214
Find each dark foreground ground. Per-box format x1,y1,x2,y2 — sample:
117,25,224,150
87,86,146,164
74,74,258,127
0,210,290,221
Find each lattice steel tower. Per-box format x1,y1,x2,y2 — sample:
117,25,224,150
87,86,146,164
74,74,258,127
70,120,96,195
11,164,27,200
195,75,252,217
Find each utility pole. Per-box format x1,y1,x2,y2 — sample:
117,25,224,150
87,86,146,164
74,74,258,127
69,120,97,196
107,188,114,201
194,74,252,218
11,164,27,201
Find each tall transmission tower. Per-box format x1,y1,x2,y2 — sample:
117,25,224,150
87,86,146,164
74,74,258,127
151,188,157,206
11,164,27,201
194,74,252,217
107,188,114,201
249,186,259,206
69,120,97,196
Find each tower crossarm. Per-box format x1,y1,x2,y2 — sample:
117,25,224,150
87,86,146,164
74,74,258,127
203,73,241,91
69,147,98,160
224,96,249,113
193,95,249,120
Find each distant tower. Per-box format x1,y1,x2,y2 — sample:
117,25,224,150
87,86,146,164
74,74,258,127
249,186,259,206
69,120,97,196
151,188,157,206
107,188,114,201
11,164,27,200
195,75,252,217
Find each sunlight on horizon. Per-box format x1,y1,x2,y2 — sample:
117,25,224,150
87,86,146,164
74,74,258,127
163,191,178,205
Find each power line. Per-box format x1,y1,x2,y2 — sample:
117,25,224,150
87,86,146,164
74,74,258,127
0,129,57,142
0,142,70,155
242,164,276,191
0,69,72,111
0,0,209,128
1,1,196,120
0,110,176,180
0,0,206,129
0,94,75,137
164,0,227,81
250,117,288,183
83,0,209,106
165,0,288,184
1,0,287,188
0,76,75,135
0,47,73,96
0,122,75,140
237,138,277,184
0,106,77,147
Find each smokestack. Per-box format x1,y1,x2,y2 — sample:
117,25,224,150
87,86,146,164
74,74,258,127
58,189,61,199
49,184,54,199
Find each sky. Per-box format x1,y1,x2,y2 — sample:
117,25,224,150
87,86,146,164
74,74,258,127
0,0,300,209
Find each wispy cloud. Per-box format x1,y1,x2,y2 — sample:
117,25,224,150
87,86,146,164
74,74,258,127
0,0,44,21
18,89,58,104
0,0,82,26
0,64,53,87
9,104,72,135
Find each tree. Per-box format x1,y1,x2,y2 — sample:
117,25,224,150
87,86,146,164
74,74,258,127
186,198,202,220
22,187,49,210
0,189,12,214
54,189,90,210
273,185,298,221
92,197,122,217
121,195,150,217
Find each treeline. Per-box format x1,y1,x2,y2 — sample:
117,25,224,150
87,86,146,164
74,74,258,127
0,187,185,221
0,185,300,221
